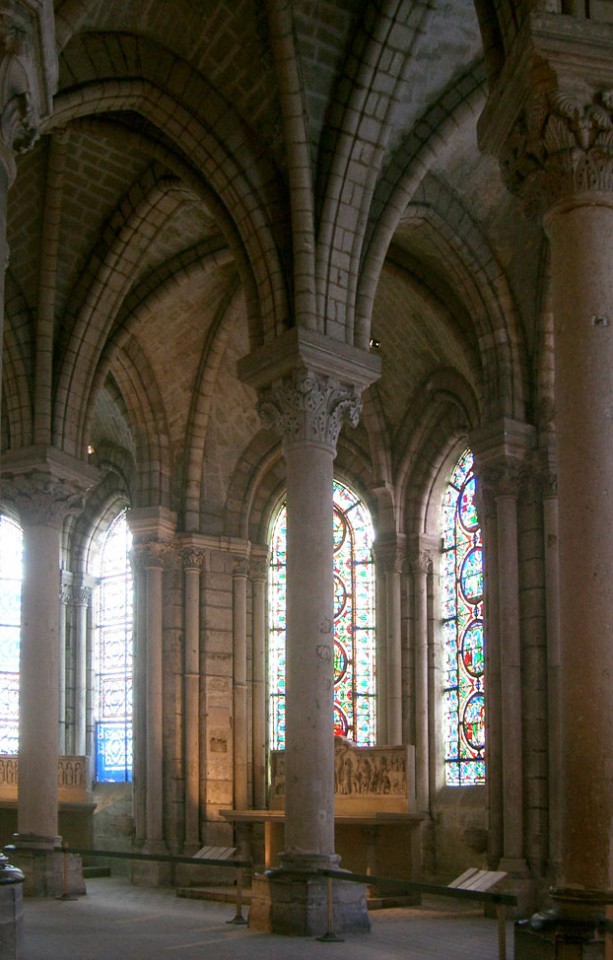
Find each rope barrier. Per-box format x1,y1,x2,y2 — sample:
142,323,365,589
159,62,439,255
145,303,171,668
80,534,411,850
4,843,251,923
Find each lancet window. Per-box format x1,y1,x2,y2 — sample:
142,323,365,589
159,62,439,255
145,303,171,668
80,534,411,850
0,515,22,754
441,449,486,785
93,511,133,782
269,479,376,751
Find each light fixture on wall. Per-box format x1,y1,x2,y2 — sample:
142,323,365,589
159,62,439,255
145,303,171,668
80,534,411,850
369,338,381,350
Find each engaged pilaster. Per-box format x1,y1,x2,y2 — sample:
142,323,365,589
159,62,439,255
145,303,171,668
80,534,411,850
180,544,204,850
373,538,406,748
128,507,176,881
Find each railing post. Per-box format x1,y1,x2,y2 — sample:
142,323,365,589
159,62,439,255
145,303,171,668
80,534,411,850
316,873,344,943
496,903,507,960
0,852,25,960
226,865,248,925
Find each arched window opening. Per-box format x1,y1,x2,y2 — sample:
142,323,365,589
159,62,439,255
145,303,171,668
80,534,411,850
93,511,133,782
441,449,486,786
269,480,376,751
0,515,23,755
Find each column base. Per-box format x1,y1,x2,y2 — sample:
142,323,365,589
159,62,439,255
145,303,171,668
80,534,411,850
515,888,610,960
130,841,172,887
0,854,24,960
248,868,370,936
7,835,85,898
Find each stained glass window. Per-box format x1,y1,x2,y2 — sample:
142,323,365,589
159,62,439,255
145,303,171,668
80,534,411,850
269,480,376,750
94,511,133,782
0,515,22,755
441,449,486,785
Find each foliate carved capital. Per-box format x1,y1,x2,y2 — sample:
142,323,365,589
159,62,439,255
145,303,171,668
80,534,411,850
528,448,558,500
131,537,174,571
409,549,432,577
233,555,250,577
479,460,524,502
249,555,269,581
182,547,204,572
501,86,613,218
2,469,85,527
374,541,405,575
72,583,92,607
257,370,362,452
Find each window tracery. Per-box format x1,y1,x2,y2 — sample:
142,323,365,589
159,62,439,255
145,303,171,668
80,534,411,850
93,511,133,782
0,514,22,754
269,480,376,750
441,449,486,785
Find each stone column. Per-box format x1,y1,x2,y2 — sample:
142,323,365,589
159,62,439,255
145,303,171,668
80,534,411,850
128,507,176,881
479,13,613,948
1,450,96,896
232,554,249,811
182,546,204,850
374,540,404,746
539,460,563,877
58,573,71,754
72,580,92,757
259,374,343,869
0,0,56,425
239,328,380,935
409,544,433,812
472,420,535,881
250,551,268,810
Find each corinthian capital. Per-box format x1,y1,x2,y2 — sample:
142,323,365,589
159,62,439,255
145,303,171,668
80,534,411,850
2,469,85,526
478,13,613,219
131,538,175,572
501,86,613,218
258,369,362,452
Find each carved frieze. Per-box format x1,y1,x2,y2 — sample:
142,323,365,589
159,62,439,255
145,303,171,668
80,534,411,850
270,738,413,813
0,754,90,801
257,369,362,452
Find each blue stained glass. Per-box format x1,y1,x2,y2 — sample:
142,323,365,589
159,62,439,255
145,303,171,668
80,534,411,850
441,451,486,786
269,480,376,750
96,721,133,782
94,512,133,783
0,516,23,755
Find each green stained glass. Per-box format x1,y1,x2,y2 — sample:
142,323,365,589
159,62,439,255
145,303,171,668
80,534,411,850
269,480,376,750
0,516,22,755
441,450,486,786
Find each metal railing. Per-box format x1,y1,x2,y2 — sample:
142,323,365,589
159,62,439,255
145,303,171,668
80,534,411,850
4,844,251,925
317,867,517,960
6,843,518,956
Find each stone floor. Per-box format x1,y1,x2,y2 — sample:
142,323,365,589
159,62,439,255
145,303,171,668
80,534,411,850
22,875,514,960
